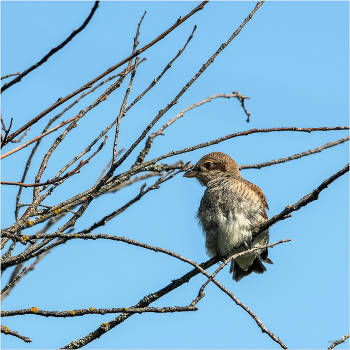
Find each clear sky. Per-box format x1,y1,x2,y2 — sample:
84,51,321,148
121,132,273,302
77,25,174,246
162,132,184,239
1,1,349,349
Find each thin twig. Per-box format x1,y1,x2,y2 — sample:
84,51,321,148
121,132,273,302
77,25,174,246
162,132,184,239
125,25,197,114
327,333,350,350
251,163,349,240
1,266,28,294
233,90,251,122
10,127,31,143
1,136,108,187
135,92,250,165
190,239,291,307
112,11,145,163
2,306,197,318
1,72,20,80
145,127,349,169
1,166,185,269
1,251,50,302
1,325,32,343
112,56,140,163
1,2,100,93
55,155,349,349
109,2,265,178
241,136,349,170
95,149,124,185
9,70,130,234
1,118,13,145
1,116,77,159
3,1,208,145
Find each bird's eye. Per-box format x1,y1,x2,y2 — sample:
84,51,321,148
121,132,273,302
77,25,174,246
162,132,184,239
205,162,213,169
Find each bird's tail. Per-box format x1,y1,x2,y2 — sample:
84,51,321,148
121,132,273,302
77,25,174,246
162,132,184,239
230,257,266,282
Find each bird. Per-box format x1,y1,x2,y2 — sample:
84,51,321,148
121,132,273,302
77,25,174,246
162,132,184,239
183,151,272,282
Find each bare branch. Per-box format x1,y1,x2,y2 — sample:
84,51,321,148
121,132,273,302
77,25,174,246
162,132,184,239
251,163,349,239
125,25,197,114
1,2,100,93
1,251,49,302
1,166,185,269
112,11,145,163
1,266,28,295
2,306,197,318
241,136,349,170
59,244,288,349
1,136,108,187
112,57,140,163
1,325,32,343
110,1,265,175
1,72,20,80
190,239,291,307
233,90,251,122
327,333,350,350
136,92,250,165
3,1,208,145
1,116,77,159
1,118,13,145
146,126,349,167
9,71,131,234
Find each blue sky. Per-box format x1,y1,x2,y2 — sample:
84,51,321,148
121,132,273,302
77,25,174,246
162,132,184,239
1,1,349,349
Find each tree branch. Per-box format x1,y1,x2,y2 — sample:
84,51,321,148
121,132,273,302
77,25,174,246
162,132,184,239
1,116,78,159
1,266,28,295
251,163,349,240
240,136,349,170
2,306,197,318
2,1,208,145
135,92,250,165
1,2,100,93
1,325,32,343
1,136,107,187
327,333,350,350
1,72,20,80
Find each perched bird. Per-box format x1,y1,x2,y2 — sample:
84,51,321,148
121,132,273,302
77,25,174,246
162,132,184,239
183,152,272,282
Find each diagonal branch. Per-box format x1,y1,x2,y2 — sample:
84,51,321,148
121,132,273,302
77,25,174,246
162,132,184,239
1,136,107,187
135,92,250,165
1,325,32,343
1,266,28,295
327,333,350,350
1,72,20,80
3,1,208,145
108,1,265,176
1,2,100,93
125,25,197,114
251,163,349,240
1,118,13,145
57,157,347,349
1,116,78,159
240,136,349,170
190,239,291,307
39,0,261,243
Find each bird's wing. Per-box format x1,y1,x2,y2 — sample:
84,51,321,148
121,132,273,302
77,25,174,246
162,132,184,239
241,179,269,211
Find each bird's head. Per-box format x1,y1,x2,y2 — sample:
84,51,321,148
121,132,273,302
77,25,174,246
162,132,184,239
183,152,241,186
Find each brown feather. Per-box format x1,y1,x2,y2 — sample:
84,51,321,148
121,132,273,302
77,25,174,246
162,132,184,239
241,179,269,210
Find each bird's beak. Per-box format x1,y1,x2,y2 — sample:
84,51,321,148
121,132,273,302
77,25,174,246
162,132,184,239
183,169,199,178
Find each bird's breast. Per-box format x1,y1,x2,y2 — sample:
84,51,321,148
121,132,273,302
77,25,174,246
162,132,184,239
216,210,251,257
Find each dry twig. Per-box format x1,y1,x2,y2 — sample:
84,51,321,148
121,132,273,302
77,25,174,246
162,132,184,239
1,2,100,93
327,333,350,350
1,325,32,343
3,1,208,145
